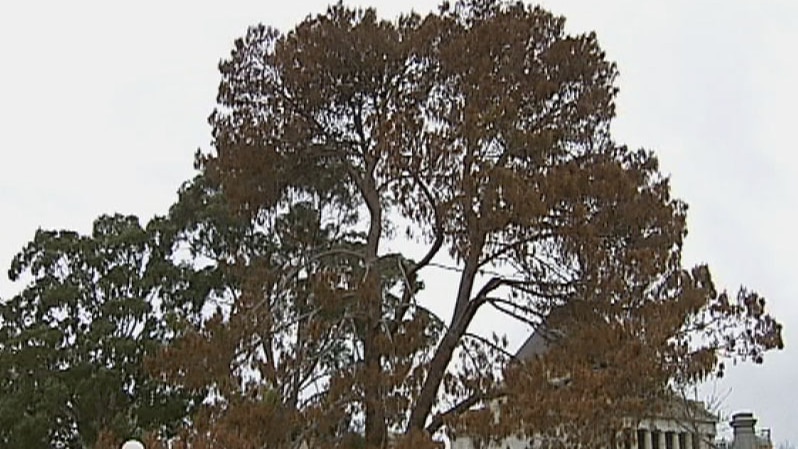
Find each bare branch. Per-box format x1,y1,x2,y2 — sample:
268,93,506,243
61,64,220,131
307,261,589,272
487,297,546,329
478,231,556,267
463,332,515,359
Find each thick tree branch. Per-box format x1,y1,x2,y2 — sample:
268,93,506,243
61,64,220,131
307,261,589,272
407,268,499,432
425,389,506,434
408,173,445,277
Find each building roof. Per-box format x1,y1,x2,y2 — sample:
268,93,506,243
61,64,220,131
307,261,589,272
513,306,718,426
514,305,569,361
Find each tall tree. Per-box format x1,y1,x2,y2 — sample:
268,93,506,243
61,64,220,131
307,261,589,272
0,214,204,448
145,1,783,448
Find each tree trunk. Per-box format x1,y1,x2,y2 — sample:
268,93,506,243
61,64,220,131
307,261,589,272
361,171,387,448
407,247,482,432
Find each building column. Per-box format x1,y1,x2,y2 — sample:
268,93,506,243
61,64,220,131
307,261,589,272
684,432,693,449
673,432,681,449
643,430,653,449
659,431,667,449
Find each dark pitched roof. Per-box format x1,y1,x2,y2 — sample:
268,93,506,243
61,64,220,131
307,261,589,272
514,305,569,360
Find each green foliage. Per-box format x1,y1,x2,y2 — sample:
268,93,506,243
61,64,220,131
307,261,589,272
0,214,202,448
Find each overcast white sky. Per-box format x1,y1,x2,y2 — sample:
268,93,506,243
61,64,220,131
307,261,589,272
1,0,796,444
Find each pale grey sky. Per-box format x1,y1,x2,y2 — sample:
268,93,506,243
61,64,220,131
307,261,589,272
1,0,796,444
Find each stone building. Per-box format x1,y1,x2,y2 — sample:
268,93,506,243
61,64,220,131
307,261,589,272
620,400,718,449
448,312,775,449
450,318,719,449
448,388,718,449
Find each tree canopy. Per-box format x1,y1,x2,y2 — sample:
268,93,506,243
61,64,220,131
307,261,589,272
0,1,783,449
0,215,204,448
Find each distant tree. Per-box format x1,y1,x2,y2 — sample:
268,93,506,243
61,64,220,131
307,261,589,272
0,214,205,448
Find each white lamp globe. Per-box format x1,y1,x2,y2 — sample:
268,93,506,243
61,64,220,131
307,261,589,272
121,440,145,449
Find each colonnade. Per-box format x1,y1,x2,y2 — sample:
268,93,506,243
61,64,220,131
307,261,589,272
627,429,709,449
